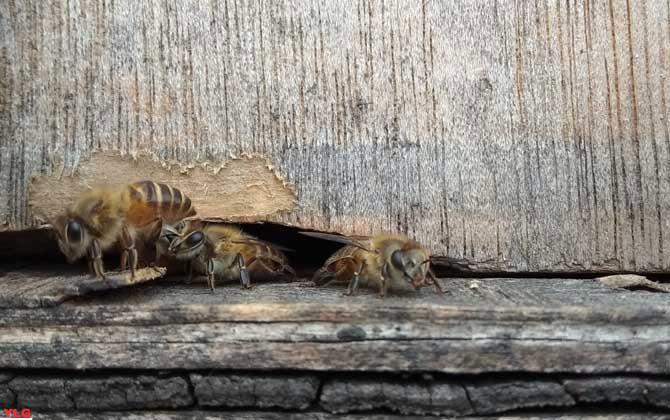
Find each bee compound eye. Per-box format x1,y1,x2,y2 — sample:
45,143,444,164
65,220,83,243
390,250,405,269
186,231,204,247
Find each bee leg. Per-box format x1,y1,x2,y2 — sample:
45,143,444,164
235,254,253,289
206,258,215,292
120,226,138,279
256,257,296,282
277,261,297,281
344,261,365,296
88,258,96,277
87,239,106,281
379,262,390,299
184,260,194,284
264,255,297,281
252,258,279,279
309,268,333,287
144,218,164,267
120,250,128,272
284,265,297,281
428,268,448,294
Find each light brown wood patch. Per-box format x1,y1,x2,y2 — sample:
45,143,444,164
27,151,297,225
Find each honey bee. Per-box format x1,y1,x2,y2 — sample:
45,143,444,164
53,181,196,279
301,232,446,298
167,221,295,292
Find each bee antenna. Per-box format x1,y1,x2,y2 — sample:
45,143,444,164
419,259,432,266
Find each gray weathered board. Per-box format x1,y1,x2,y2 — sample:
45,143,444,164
23,414,670,420
1,271,670,373
2,370,670,415
33,414,670,420
2,0,670,273
0,267,167,309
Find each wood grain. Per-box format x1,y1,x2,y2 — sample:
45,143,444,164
1,272,670,374
37,413,670,420
2,371,670,415
1,0,669,272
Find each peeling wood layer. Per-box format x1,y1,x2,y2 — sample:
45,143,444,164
27,151,297,224
1,1,670,272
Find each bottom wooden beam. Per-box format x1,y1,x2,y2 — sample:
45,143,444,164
35,412,670,420
1,371,669,416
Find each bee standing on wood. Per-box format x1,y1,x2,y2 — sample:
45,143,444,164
167,221,295,292
53,181,196,279
301,232,446,298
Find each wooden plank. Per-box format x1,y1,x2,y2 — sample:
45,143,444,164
2,371,670,416
1,273,670,373
0,267,166,309
1,0,669,273
33,413,670,420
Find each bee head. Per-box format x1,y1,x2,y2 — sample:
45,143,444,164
53,198,105,264
389,246,430,288
169,230,206,261
53,216,91,263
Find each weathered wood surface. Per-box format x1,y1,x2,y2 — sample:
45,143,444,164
38,414,670,420
2,0,670,273
0,266,166,309
1,273,670,373
2,369,670,416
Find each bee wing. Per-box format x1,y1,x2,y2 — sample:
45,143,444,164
429,256,473,272
299,231,377,253
323,253,358,268
228,238,295,253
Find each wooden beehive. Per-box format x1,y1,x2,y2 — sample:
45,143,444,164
1,0,669,418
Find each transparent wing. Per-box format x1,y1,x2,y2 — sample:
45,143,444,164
299,231,376,253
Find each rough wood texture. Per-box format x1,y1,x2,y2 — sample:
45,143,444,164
1,273,670,374
34,413,670,420
320,378,474,416
190,373,319,410
2,370,670,416
2,0,670,273
0,266,166,309
8,375,193,411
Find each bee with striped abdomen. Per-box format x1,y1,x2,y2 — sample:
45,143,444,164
167,221,295,292
53,181,196,279
301,232,446,298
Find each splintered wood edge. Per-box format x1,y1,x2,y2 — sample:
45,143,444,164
596,275,670,293
63,267,167,297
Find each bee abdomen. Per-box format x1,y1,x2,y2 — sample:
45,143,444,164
130,181,196,223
